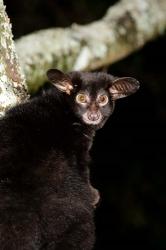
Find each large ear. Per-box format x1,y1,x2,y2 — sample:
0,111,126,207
109,77,140,100
47,69,73,95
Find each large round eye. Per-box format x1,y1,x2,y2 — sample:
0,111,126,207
76,94,87,104
97,95,108,106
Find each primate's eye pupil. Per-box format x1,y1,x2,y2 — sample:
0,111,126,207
98,95,108,105
100,96,106,102
76,94,87,104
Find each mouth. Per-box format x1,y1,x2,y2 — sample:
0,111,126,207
82,112,103,125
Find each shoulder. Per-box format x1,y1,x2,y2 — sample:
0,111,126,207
4,90,64,121
0,92,67,138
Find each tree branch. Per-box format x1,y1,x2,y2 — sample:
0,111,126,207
15,0,166,93
0,0,28,116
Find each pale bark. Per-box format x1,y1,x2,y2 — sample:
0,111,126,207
0,0,28,116
15,0,166,93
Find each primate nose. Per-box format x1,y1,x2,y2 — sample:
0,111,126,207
88,112,100,121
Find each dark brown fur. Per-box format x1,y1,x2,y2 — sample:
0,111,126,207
0,70,139,249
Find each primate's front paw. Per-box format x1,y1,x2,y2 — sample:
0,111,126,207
90,186,100,208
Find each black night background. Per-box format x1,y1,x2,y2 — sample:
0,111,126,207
4,0,166,248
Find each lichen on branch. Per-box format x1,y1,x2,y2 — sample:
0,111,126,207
15,0,166,94
0,0,27,116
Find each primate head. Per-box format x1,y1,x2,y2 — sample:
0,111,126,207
47,69,140,129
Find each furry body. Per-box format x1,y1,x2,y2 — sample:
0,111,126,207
0,92,96,249
0,71,139,249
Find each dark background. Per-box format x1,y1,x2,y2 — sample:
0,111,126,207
4,0,166,248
